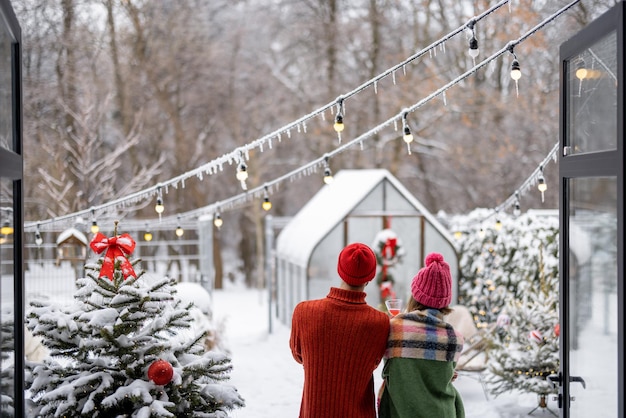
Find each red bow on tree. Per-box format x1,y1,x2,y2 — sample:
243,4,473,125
90,232,137,280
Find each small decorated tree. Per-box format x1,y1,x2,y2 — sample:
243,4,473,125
451,209,559,408
25,224,244,417
485,245,560,406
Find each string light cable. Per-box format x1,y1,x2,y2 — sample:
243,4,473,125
24,0,581,232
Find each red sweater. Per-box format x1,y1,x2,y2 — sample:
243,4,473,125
290,287,391,418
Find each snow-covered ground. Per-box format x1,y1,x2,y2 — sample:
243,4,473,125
213,283,558,418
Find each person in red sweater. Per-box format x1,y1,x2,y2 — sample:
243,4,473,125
290,243,391,418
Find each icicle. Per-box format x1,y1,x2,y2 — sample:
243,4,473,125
287,129,291,139
259,142,264,152
430,49,433,58
374,81,378,94
406,142,412,155
515,80,519,98
442,91,447,106
402,65,407,76
441,42,446,54
321,111,326,121
297,124,301,133
394,119,398,131
278,133,282,142
268,137,273,149
392,71,397,85
303,122,307,133
360,140,364,150
182,178,186,188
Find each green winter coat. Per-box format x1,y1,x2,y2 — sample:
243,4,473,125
378,357,465,418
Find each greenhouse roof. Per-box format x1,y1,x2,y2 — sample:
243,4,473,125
276,169,453,267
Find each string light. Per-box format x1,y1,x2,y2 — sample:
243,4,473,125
213,212,223,229
1,221,13,236
90,209,99,234
575,58,587,80
144,223,153,242
323,156,334,185
175,216,184,237
537,166,547,203
333,98,345,143
468,22,479,65
155,186,164,220
509,46,521,97
23,1,581,233
513,193,521,217
35,224,43,246
402,112,414,155
262,187,272,211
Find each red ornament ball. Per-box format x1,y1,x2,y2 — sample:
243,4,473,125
528,330,543,345
148,359,174,385
554,323,560,337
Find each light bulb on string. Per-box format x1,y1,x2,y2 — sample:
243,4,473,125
262,186,272,211
214,212,223,229
513,193,521,217
333,99,345,143
575,57,587,96
175,218,184,237
509,46,521,97
89,209,99,234
402,112,414,155
236,160,248,190
34,224,43,246
323,156,334,185
144,223,153,242
537,167,547,203
155,186,164,220
468,33,479,65
575,58,587,80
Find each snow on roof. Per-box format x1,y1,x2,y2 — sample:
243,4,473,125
56,227,89,246
276,169,454,267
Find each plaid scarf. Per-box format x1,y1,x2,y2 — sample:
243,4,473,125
385,309,464,362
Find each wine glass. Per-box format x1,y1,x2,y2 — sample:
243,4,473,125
385,299,402,317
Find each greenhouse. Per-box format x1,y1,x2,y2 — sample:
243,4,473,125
275,169,458,325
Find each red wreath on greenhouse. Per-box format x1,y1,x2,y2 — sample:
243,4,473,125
372,228,405,301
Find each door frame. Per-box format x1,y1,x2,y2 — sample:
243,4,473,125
558,2,624,417
0,0,24,416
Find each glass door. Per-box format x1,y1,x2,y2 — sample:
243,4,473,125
559,3,623,417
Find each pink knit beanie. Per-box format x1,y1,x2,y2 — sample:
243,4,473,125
411,252,452,309
337,243,377,286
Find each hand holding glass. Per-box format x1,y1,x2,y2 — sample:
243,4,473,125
385,299,402,317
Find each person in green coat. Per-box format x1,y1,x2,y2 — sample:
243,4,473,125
378,253,465,418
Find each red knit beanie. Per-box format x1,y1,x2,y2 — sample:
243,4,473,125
411,252,452,309
337,243,377,286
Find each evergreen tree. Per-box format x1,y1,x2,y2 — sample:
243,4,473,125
0,317,15,417
451,210,559,399
25,228,244,417
485,242,560,398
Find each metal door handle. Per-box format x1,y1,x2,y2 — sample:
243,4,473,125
570,376,586,389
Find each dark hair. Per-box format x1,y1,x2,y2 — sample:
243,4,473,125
407,297,452,316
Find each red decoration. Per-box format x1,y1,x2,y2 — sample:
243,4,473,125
554,323,560,337
528,330,543,345
147,359,174,385
90,232,137,280
380,281,396,300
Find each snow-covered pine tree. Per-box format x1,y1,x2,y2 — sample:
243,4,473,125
25,228,244,418
485,240,560,398
0,316,15,417
450,209,560,399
